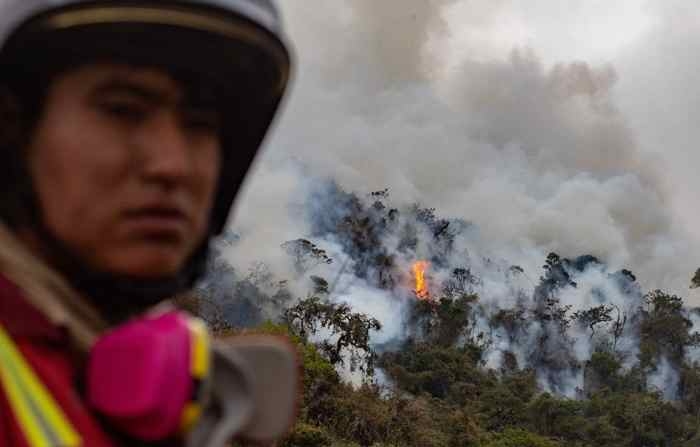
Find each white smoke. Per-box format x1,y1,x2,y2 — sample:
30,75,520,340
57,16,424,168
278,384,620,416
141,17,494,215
687,310,700,365
221,1,700,393
614,1,700,248
232,0,697,298
648,356,680,401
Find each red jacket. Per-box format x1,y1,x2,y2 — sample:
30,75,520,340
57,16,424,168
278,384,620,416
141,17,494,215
0,274,116,447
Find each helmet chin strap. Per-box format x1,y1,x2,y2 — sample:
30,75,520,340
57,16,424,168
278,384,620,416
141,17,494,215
33,219,208,325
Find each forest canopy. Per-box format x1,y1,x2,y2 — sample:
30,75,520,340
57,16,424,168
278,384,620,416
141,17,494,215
185,186,700,447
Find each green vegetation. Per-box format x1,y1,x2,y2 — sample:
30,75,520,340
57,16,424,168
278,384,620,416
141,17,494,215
204,188,700,446
217,290,700,446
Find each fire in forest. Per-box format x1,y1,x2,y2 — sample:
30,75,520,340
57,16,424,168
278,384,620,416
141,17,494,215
412,260,430,300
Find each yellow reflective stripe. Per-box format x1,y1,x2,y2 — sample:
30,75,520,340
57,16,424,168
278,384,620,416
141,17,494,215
0,354,50,447
0,325,82,447
15,354,81,447
179,317,210,434
188,318,210,379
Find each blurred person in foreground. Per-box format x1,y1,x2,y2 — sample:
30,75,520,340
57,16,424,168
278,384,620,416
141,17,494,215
0,1,298,446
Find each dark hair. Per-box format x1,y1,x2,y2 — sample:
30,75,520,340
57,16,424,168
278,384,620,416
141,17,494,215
0,79,44,228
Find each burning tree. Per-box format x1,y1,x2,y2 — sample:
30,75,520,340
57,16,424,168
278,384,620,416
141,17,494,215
412,260,431,300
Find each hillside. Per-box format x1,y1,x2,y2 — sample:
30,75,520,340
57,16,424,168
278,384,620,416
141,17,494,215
185,186,700,447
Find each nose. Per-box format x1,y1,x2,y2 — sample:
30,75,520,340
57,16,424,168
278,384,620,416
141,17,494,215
136,111,192,187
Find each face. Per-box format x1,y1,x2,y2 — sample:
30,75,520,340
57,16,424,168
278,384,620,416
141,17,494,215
26,64,221,278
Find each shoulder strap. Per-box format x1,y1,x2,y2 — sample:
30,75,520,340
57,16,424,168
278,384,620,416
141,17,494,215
0,324,82,447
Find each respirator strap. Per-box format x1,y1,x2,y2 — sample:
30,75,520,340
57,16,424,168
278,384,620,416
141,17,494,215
179,316,211,434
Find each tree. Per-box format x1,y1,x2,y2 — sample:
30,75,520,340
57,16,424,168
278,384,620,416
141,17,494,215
639,290,700,366
381,337,489,402
490,307,527,343
282,239,333,275
572,305,613,339
438,294,484,348
610,304,628,350
584,351,623,395
538,252,577,291
410,291,484,348
310,275,330,295
283,296,382,375
280,423,332,447
175,291,232,333
442,267,482,297
481,428,561,447
535,297,572,335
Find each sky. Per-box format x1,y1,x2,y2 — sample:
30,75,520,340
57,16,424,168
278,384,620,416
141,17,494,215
229,0,700,303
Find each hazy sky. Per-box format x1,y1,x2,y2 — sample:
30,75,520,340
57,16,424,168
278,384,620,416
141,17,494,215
435,0,700,238
231,1,700,301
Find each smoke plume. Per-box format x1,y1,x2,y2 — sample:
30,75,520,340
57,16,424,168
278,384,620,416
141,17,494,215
233,1,696,293
219,1,700,395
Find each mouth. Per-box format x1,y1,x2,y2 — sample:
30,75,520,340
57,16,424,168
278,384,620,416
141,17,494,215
122,205,190,240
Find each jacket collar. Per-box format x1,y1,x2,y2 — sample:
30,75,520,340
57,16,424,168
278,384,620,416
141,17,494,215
0,273,64,341
0,223,107,351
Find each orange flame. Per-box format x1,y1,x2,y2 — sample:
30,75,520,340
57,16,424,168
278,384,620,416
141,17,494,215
412,261,430,300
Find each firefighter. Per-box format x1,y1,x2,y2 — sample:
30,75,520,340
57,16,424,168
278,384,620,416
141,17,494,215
0,1,297,446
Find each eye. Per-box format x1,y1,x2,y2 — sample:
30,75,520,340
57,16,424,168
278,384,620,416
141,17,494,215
180,107,221,134
96,98,149,123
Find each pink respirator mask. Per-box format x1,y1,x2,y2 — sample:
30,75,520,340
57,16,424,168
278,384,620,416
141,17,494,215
86,311,298,446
